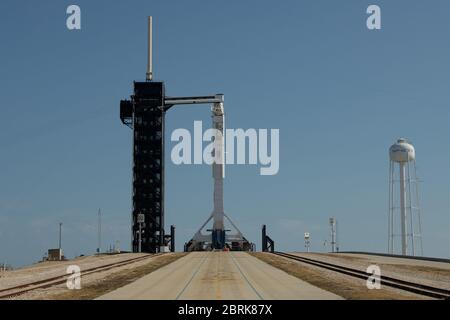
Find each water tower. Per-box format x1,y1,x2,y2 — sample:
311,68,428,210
388,138,423,256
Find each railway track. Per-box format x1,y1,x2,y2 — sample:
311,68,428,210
273,252,450,299
0,253,163,299
338,251,450,264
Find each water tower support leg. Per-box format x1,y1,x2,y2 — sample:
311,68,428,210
400,163,408,255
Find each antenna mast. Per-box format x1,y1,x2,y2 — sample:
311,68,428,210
146,16,153,81
97,208,102,254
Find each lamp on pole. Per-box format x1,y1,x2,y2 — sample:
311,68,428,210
137,213,145,253
59,222,63,250
97,209,102,254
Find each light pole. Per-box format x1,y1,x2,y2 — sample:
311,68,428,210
58,222,63,260
329,217,337,253
97,209,102,254
137,213,145,253
59,222,63,250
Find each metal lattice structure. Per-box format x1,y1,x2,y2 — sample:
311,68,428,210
121,82,166,253
261,225,274,253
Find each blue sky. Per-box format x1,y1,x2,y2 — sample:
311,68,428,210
1,0,450,267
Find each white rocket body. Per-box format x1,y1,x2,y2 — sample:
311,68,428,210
212,102,225,232
186,97,249,251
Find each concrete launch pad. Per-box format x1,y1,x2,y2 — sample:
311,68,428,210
98,252,342,300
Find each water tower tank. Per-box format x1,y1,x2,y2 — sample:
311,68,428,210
389,138,415,163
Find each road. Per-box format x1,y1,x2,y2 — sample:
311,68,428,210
98,252,342,300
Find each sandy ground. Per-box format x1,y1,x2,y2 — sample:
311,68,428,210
1,253,186,300
252,253,429,300
99,252,342,300
0,253,149,290
288,252,450,290
3,251,443,300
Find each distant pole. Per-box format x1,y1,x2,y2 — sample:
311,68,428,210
97,209,102,254
137,213,144,253
170,225,175,252
336,220,339,252
262,225,267,252
138,223,142,253
59,222,63,250
329,218,336,253
146,16,153,81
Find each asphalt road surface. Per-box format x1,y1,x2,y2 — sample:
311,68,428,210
98,252,342,300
